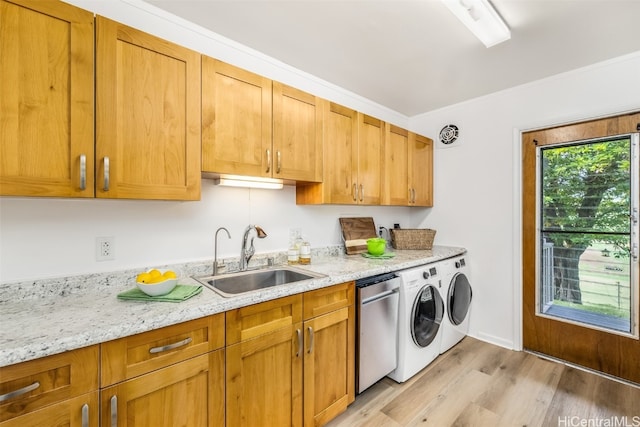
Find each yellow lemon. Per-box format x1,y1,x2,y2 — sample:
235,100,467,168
163,270,177,279
136,272,152,283
149,269,162,278
146,276,167,285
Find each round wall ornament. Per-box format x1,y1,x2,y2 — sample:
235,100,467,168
439,124,459,145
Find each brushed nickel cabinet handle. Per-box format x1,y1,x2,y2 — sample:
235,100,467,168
276,150,281,174
81,403,89,427
360,184,364,202
266,149,271,173
352,183,357,201
103,157,110,192
0,381,40,402
149,337,192,354
296,329,302,357
79,154,86,190
110,395,117,427
307,326,314,354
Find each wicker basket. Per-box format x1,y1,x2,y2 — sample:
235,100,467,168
390,229,436,250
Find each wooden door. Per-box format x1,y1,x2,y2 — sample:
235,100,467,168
383,125,410,205
409,133,433,206
100,351,224,427
0,0,94,197
357,114,384,205
226,327,303,427
303,307,353,427
522,113,640,383
202,57,272,177
95,16,201,200
0,392,98,427
273,83,323,182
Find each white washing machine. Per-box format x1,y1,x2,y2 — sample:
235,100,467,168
387,262,445,383
439,255,473,354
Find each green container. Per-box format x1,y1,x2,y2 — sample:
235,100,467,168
366,238,386,256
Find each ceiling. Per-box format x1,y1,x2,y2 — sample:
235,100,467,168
145,0,640,116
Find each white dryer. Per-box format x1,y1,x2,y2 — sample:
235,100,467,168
387,262,444,383
439,255,473,354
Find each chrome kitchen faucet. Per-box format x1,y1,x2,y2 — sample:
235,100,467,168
240,225,267,271
213,227,231,276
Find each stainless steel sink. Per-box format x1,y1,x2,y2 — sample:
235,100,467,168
194,266,325,297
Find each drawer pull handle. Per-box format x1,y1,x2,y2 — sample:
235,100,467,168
296,329,302,357
110,395,117,427
149,337,192,354
79,154,86,190
307,326,314,354
0,381,40,402
81,403,89,427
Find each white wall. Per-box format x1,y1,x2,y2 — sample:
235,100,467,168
409,52,640,350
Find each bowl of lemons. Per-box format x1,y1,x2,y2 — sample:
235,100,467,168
136,269,178,296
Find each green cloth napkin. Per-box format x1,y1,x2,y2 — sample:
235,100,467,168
361,252,396,259
117,284,202,302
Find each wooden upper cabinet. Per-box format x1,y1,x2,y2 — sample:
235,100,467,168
357,113,384,205
296,102,358,204
95,16,201,200
0,0,94,197
202,57,273,178
383,125,410,205
409,133,433,206
273,83,323,182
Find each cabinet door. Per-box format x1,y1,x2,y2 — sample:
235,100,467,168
357,113,384,205
0,345,98,423
273,83,323,182
303,306,354,427
0,0,94,197
101,351,224,427
0,391,98,427
96,16,201,200
409,133,434,206
202,57,272,178
384,125,410,205
226,327,303,427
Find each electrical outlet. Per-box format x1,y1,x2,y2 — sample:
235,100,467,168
96,237,115,261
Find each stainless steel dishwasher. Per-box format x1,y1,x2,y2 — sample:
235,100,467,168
356,272,401,394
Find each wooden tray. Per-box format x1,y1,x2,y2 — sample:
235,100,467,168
339,217,377,254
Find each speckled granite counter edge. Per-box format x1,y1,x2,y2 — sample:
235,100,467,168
0,245,466,367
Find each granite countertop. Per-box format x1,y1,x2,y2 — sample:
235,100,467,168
0,245,465,368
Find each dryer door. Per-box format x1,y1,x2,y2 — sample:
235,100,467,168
448,273,472,325
411,285,444,347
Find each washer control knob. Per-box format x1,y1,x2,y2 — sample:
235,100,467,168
455,261,461,269
422,271,430,279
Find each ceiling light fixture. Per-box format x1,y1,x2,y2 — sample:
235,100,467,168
440,0,510,48
213,176,284,190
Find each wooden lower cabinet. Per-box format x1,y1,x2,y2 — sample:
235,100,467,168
0,345,99,426
225,284,355,427
101,351,224,427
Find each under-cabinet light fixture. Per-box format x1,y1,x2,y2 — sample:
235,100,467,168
440,0,510,48
213,176,284,190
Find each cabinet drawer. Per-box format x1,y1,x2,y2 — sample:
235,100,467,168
101,314,224,386
226,294,302,345
303,282,354,320
0,391,98,427
0,345,99,423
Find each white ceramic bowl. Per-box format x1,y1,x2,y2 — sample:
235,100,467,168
136,278,178,296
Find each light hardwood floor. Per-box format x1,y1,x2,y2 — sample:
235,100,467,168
327,337,640,427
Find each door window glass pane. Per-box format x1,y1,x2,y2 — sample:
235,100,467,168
538,136,636,334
